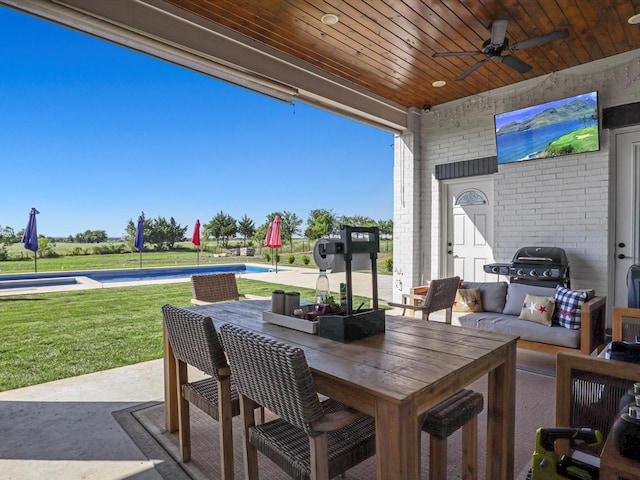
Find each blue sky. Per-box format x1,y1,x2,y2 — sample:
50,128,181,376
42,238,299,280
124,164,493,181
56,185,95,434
0,7,394,238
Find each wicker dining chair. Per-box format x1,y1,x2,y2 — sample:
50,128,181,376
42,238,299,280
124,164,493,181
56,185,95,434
388,276,460,322
219,323,376,480
190,272,241,306
161,304,240,480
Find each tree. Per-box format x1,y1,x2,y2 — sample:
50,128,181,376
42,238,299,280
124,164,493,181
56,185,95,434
377,219,393,252
304,209,337,241
0,225,15,261
339,215,375,229
144,217,187,250
280,210,302,252
162,217,187,249
0,225,17,245
238,215,256,246
75,229,108,243
253,220,271,253
204,211,237,247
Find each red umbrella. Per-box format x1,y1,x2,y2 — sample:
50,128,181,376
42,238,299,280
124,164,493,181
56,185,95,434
264,222,273,247
192,219,201,265
267,215,282,272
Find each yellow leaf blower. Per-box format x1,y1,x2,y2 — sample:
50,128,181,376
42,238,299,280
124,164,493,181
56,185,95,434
530,427,602,480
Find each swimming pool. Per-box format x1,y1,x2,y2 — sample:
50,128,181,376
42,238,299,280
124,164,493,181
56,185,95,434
0,264,273,289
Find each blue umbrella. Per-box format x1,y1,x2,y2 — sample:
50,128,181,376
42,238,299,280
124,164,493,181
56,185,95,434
22,208,39,272
134,214,144,268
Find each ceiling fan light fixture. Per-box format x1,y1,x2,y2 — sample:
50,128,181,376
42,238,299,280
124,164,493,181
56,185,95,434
628,13,640,24
432,80,446,88
321,13,339,25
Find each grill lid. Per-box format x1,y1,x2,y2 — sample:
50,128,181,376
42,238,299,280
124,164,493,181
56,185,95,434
512,246,568,266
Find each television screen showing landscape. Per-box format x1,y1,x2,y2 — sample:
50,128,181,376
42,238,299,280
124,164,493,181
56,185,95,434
494,92,599,164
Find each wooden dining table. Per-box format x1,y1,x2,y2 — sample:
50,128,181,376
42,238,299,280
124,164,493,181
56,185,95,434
163,299,518,479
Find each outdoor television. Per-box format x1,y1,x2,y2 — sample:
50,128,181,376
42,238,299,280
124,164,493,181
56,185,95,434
494,91,599,164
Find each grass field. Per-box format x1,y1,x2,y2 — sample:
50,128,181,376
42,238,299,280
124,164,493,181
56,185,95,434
0,278,373,392
542,125,599,157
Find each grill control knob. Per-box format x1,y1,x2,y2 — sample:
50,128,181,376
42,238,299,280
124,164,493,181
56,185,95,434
543,270,552,277
530,270,538,277
492,266,500,273
517,269,525,276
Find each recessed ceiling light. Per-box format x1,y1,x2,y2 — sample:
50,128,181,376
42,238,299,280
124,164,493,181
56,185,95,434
432,80,447,88
321,13,339,26
629,13,640,24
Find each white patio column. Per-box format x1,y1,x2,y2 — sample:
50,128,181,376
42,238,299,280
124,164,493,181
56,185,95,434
393,107,424,301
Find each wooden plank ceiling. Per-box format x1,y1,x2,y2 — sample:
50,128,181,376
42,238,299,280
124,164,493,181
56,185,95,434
164,0,640,108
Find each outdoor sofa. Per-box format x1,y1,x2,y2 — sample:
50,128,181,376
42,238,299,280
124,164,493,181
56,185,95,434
427,280,606,356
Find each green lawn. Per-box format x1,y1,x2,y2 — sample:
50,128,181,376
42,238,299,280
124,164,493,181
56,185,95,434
0,278,372,392
541,125,599,157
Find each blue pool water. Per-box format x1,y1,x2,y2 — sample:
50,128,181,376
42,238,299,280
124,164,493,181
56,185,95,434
0,264,272,288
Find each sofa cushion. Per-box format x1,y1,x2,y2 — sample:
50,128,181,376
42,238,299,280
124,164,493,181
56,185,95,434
461,281,508,313
453,311,581,349
503,283,558,316
518,294,555,326
453,288,483,312
555,285,588,330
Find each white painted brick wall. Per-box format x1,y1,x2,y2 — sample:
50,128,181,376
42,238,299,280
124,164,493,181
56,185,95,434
393,49,640,300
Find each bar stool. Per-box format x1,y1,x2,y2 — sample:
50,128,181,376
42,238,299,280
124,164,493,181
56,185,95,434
422,389,484,480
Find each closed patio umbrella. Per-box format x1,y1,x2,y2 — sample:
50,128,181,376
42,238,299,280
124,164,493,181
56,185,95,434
192,219,201,265
267,215,282,273
22,207,39,272
134,214,144,268
264,221,273,265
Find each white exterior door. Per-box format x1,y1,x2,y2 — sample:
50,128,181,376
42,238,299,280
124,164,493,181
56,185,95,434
613,129,640,307
444,178,494,282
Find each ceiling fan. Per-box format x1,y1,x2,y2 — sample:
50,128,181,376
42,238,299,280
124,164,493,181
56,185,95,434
432,19,569,81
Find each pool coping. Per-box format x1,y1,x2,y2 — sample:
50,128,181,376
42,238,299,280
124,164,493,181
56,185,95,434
0,263,284,296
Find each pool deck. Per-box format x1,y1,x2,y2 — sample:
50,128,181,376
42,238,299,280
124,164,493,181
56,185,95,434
0,264,394,301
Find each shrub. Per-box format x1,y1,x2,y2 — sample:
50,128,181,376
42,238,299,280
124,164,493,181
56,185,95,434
264,252,271,262
384,257,393,272
301,255,310,265
275,254,280,263
287,254,295,264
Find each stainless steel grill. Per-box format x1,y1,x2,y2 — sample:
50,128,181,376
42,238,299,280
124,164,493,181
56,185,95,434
484,246,570,287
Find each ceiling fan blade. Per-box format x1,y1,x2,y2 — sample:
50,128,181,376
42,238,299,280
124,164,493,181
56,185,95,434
490,19,509,45
433,51,482,57
456,58,489,81
510,29,569,51
501,54,533,73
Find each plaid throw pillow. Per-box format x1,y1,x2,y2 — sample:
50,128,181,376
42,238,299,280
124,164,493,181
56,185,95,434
555,285,588,330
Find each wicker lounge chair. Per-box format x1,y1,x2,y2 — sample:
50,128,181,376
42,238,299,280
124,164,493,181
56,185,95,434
161,304,240,479
219,323,376,480
190,272,241,305
388,276,460,322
